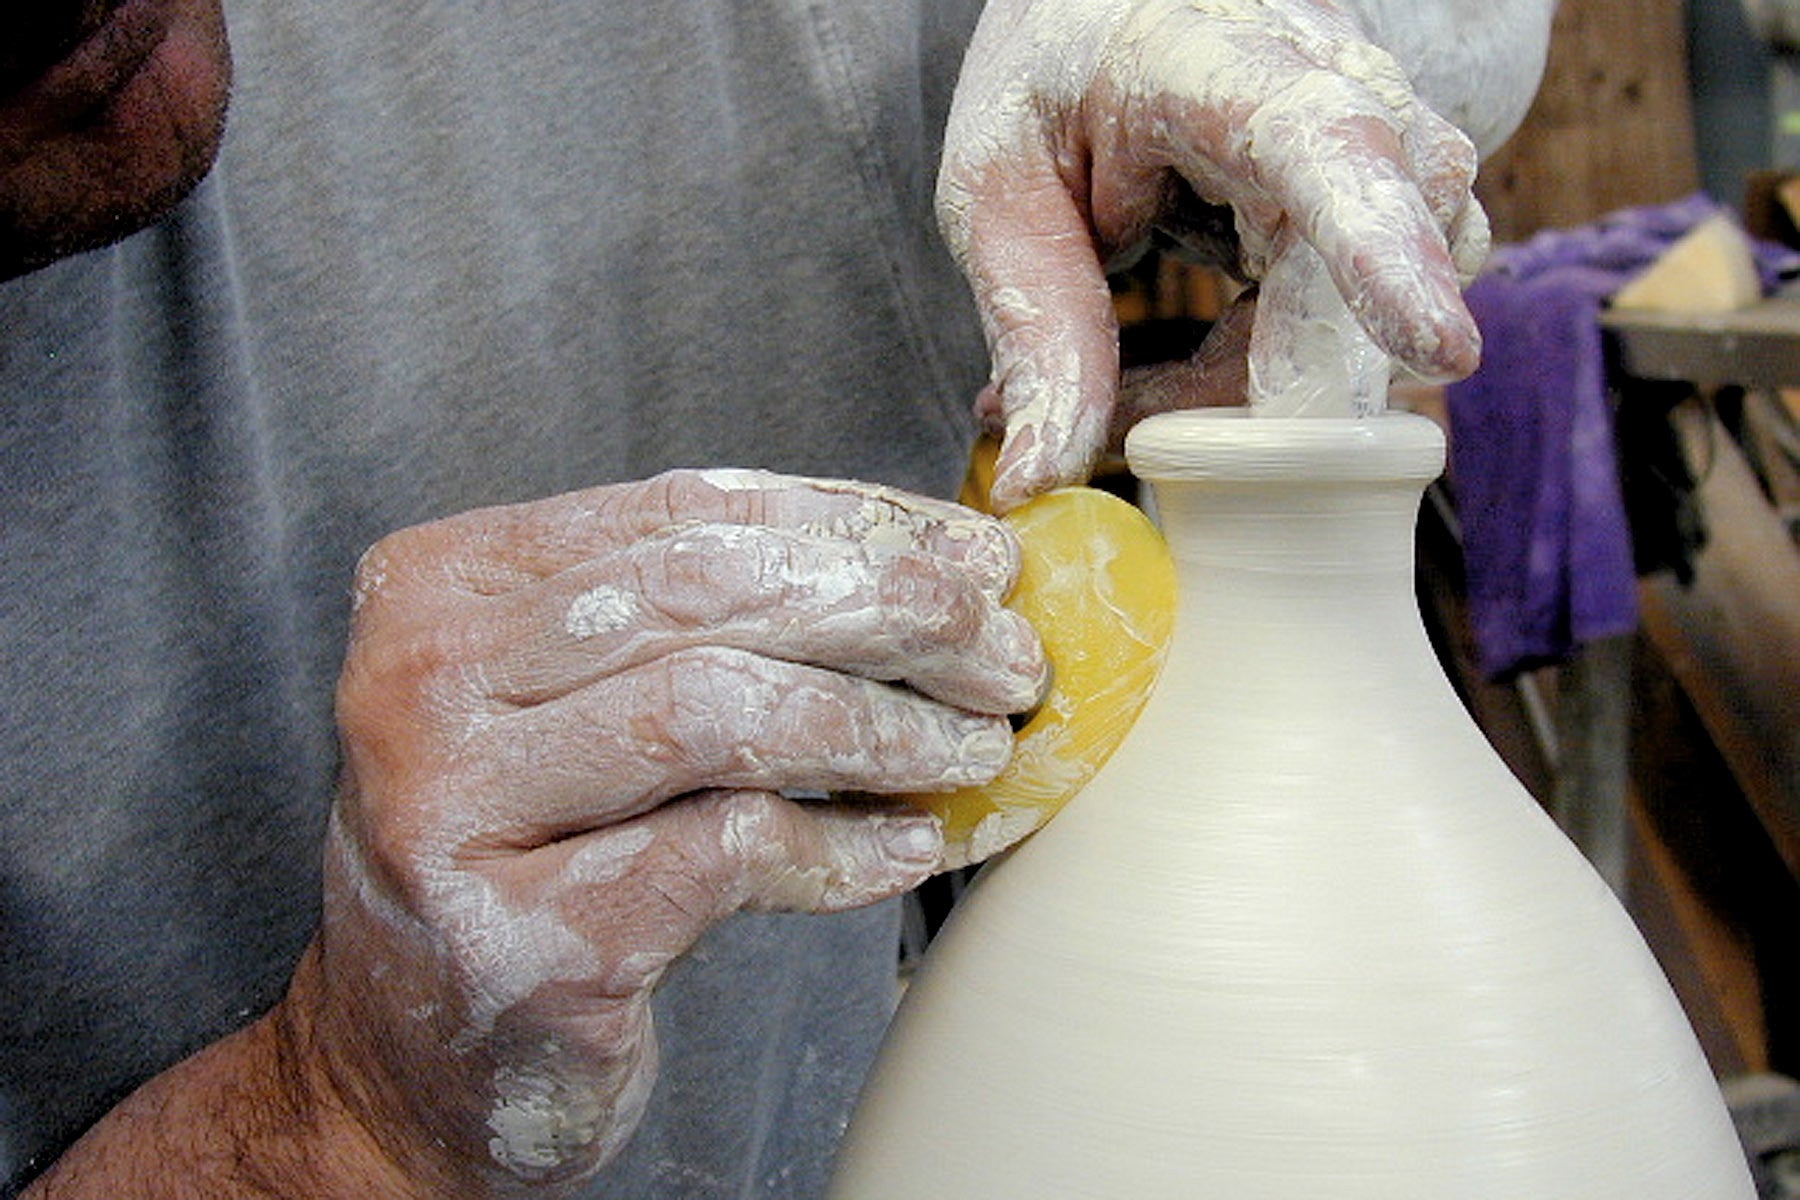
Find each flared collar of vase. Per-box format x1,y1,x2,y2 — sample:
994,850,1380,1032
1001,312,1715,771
1125,408,1446,485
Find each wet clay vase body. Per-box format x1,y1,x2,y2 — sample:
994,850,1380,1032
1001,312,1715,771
828,410,1753,1198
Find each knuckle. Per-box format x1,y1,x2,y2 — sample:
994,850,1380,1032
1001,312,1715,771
347,521,458,623
342,618,459,697
1332,39,1410,98
642,466,783,528
624,809,759,936
632,527,766,627
350,817,428,914
638,468,715,525
641,648,847,785
708,789,793,875
877,556,988,655
336,615,487,747
651,466,745,508
630,647,761,776
692,790,817,912
1439,131,1480,192
348,533,408,622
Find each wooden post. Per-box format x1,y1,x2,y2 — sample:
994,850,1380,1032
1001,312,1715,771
1478,0,1701,242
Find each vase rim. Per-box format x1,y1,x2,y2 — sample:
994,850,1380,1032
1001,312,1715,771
1125,408,1446,483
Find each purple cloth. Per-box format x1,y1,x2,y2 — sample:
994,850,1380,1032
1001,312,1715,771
1445,194,1799,679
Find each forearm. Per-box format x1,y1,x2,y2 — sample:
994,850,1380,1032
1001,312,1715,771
23,944,417,1200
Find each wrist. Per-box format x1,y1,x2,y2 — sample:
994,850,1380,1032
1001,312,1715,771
291,912,602,1200
261,943,430,1198
21,946,421,1200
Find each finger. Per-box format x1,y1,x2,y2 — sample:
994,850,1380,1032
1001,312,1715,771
477,522,1047,714
940,152,1120,512
357,469,1023,606
1393,103,1490,284
513,790,942,998
1112,11,1480,381
465,647,1014,845
1240,84,1480,381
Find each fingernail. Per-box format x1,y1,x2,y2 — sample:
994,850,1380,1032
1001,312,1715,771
957,518,1021,597
945,719,1014,783
1420,307,1483,382
879,815,944,866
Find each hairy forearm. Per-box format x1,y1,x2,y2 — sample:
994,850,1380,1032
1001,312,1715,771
23,945,418,1200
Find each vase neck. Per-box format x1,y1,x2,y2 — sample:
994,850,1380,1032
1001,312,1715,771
1127,412,1444,571
1149,475,1427,584
1127,410,1445,642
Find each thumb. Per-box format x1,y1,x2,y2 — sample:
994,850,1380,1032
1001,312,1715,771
941,160,1118,513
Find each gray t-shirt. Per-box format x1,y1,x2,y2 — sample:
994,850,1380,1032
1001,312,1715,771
0,1,987,1194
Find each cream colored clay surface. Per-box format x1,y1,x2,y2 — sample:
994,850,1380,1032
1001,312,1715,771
829,412,1753,1199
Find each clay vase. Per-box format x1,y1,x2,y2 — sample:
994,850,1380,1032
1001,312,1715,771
829,410,1753,1198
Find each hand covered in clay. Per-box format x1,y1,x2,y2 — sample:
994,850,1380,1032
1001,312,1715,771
285,471,1044,1195
939,0,1496,507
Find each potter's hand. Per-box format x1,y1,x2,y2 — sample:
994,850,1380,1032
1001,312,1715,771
290,471,1044,1196
939,0,1490,508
